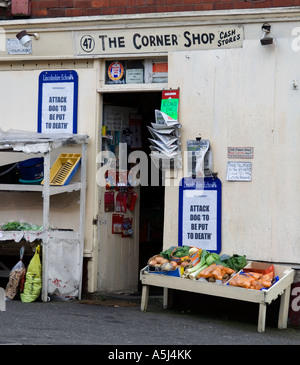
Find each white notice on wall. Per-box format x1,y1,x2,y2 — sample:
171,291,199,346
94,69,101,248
226,161,252,181
41,82,74,134
182,189,218,250
6,38,32,55
38,70,78,134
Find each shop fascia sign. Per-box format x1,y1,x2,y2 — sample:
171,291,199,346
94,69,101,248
75,25,243,55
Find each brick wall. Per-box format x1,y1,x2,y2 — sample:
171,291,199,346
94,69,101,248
1,0,299,19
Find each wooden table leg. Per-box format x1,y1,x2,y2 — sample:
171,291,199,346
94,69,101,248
278,285,291,329
258,302,267,332
141,284,149,312
0,287,5,311
163,287,168,309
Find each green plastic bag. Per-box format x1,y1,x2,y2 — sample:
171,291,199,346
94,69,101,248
20,245,42,303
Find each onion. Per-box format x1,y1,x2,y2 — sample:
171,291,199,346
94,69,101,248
149,259,157,266
170,261,178,269
161,262,174,271
155,256,164,264
180,261,190,268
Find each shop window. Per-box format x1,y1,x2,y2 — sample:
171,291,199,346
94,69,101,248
105,58,168,85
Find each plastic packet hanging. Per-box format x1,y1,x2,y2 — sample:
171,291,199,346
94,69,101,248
112,214,123,234
122,218,133,238
104,191,114,212
116,191,127,213
21,245,42,303
127,189,138,212
5,246,26,300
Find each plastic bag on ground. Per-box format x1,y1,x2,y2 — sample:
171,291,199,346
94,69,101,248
5,246,26,300
21,245,42,303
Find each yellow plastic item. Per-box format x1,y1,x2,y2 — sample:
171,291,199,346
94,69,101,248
42,153,81,186
20,245,42,303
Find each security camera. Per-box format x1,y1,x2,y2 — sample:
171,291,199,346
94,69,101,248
260,23,274,46
16,30,31,47
16,30,40,47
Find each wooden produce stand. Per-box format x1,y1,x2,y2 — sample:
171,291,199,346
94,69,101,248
140,262,294,332
0,131,88,302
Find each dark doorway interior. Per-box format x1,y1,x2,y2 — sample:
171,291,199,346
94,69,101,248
103,92,165,288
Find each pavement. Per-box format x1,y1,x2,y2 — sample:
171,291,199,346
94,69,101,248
0,290,300,349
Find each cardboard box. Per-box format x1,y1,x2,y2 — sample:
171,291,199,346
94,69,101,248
243,261,274,276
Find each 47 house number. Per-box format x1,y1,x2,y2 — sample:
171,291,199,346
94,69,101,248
80,36,95,52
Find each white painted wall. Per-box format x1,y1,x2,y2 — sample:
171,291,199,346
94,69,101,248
0,8,299,296
165,21,300,265
0,62,98,263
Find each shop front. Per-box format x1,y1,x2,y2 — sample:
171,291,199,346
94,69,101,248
0,7,299,313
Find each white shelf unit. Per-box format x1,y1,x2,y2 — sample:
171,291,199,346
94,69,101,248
0,133,89,302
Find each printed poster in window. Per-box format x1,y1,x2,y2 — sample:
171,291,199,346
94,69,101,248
106,61,125,84
129,114,142,149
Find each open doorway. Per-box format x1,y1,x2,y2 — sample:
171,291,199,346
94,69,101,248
102,91,165,285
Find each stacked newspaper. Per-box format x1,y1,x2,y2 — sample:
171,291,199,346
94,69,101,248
187,139,212,177
148,110,182,169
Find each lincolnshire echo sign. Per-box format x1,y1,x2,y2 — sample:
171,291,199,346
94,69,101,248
178,177,222,253
37,70,78,134
75,25,243,55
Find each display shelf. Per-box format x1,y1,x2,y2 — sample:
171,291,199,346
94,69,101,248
140,262,294,333
0,181,82,195
0,229,79,242
97,83,168,93
0,132,89,302
0,230,44,243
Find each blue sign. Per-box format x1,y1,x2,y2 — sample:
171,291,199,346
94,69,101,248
37,70,78,134
178,177,222,253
